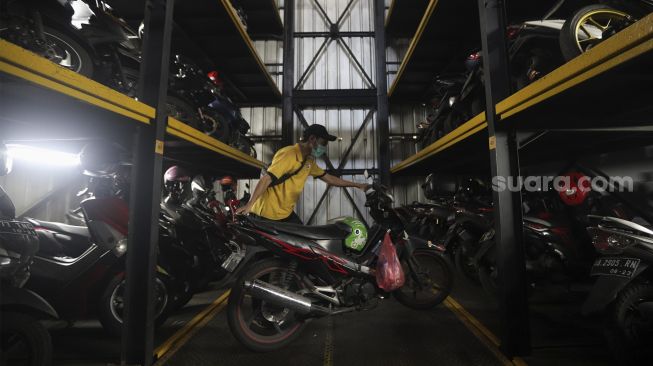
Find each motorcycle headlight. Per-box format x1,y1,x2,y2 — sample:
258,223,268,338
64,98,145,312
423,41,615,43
587,227,635,254
113,238,128,257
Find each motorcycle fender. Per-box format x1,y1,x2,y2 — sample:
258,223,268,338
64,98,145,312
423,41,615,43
582,263,650,316
1,286,58,319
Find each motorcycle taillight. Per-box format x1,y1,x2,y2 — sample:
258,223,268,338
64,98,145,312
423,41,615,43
506,26,520,40
587,227,635,254
467,51,481,61
207,70,221,86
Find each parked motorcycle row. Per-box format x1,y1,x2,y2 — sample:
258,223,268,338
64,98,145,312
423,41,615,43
399,172,652,365
1,140,458,363
416,0,653,149
0,142,253,364
0,0,257,157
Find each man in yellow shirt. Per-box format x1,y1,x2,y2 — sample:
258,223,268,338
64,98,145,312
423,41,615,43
236,124,368,224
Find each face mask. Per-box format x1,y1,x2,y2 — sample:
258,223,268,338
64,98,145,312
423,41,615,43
312,144,327,158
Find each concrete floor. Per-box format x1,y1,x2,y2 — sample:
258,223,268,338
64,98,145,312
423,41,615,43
45,273,619,366
165,297,503,366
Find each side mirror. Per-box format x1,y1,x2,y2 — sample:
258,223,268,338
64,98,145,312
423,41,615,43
363,169,370,180
191,175,207,193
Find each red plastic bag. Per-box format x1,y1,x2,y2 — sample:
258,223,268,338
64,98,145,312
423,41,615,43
375,231,405,291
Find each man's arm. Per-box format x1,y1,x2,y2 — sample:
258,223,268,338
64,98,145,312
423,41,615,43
236,174,272,215
319,174,369,190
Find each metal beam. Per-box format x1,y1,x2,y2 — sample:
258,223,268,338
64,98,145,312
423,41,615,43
478,0,530,358
122,1,174,365
282,0,295,147
336,38,375,88
374,0,390,185
294,37,332,90
297,107,373,226
335,0,358,28
294,31,375,38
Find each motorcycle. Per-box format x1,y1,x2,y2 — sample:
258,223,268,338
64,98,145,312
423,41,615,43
0,149,57,366
22,144,170,337
0,0,257,156
582,215,653,365
168,57,257,157
225,178,454,351
559,0,653,61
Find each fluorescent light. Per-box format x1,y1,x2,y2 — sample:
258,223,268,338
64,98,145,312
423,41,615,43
7,144,80,167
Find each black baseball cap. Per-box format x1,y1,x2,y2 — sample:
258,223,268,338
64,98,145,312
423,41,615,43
303,124,337,142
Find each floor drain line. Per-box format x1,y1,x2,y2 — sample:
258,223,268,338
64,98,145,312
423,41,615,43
323,316,334,366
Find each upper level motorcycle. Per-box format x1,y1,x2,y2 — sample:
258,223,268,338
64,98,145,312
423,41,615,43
225,179,454,351
559,0,653,61
582,215,653,365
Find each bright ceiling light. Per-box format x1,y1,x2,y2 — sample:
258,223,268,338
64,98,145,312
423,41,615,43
6,144,81,167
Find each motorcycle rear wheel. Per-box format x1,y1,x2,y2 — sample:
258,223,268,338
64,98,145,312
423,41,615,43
0,25,93,77
0,312,52,366
227,258,307,352
395,250,453,310
559,5,631,61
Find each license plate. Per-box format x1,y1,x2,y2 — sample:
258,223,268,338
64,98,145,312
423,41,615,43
590,257,640,278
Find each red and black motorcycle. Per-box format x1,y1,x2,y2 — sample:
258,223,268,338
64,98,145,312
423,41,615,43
225,180,454,351
23,144,170,336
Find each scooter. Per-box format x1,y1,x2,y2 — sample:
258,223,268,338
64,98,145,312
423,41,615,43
225,177,454,352
25,177,171,337
23,145,169,337
582,215,653,365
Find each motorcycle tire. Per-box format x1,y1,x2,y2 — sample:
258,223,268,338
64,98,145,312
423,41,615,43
454,241,481,285
605,283,653,365
394,250,453,310
0,25,93,77
97,273,170,337
165,95,203,131
0,311,53,366
559,5,630,62
227,258,308,352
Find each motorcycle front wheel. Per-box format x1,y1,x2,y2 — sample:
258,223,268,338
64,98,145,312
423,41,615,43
559,5,631,61
227,258,307,352
606,283,653,365
395,250,453,310
98,273,170,337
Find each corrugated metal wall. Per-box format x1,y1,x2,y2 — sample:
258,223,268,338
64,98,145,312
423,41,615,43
0,164,84,222
1,0,424,225
239,0,426,223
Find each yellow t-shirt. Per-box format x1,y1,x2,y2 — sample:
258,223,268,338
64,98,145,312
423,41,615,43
250,144,325,220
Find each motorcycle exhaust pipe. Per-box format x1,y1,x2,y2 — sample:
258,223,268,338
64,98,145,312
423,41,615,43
243,280,330,316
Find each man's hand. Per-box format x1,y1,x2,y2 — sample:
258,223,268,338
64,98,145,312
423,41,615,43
235,203,252,215
356,183,371,191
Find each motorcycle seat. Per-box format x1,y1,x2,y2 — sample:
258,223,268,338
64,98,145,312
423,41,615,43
26,218,91,258
26,219,90,238
250,216,351,240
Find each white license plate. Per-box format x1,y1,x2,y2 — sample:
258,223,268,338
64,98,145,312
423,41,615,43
590,257,640,278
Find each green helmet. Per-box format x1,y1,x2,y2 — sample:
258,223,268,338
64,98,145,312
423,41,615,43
338,217,367,251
